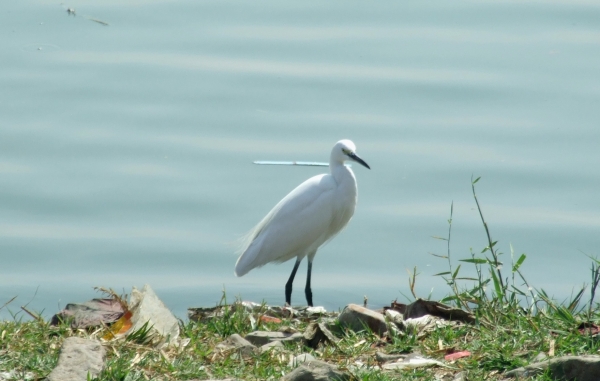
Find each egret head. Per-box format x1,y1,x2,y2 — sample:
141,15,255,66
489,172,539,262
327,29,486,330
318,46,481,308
332,140,370,169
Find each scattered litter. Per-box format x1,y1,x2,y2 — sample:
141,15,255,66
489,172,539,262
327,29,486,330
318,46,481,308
51,298,124,329
188,302,335,323
50,285,178,347
386,298,475,324
102,310,133,340
578,322,600,336
306,306,327,315
259,315,282,323
444,351,471,361
381,353,448,370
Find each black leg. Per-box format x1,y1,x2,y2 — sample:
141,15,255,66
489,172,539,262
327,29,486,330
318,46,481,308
305,260,313,307
285,258,301,306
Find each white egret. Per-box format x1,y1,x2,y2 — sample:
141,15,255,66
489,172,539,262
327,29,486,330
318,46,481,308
235,139,370,306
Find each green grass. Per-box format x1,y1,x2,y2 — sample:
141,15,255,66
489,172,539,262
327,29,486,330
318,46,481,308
1,178,599,380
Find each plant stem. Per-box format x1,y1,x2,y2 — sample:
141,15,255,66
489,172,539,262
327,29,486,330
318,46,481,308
471,176,506,301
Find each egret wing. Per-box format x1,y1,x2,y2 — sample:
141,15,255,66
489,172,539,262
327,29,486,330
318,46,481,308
235,174,336,275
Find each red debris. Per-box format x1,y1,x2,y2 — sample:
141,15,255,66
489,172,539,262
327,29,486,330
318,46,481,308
577,322,600,336
444,351,471,361
259,315,282,324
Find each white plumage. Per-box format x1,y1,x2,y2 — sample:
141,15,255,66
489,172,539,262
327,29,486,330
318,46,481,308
235,139,370,306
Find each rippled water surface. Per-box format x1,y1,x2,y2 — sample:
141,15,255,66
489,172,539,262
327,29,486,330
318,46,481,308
2,0,600,319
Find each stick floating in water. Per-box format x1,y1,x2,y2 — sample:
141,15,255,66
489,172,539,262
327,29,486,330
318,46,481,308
253,161,329,167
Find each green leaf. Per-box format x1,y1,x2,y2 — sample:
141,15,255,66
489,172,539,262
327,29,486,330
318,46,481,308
490,269,503,300
472,176,481,184
452,264,461,279
460,258,488,264
555,305,576,324
510,285,527,296
512,253,527,272
430,253,448,259
433,271,451,276
440,295,460,303
568,287,585,312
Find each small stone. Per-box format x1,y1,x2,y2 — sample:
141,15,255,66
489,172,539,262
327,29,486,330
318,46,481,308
385,309,404,326
505,355,600,381
46,337,105,381
338,304,388,336
215,334,256,356
282,359,350,381
244,331,304,346
303,322,340,349
288,353,316,367
504,355,600,381
259,340,285,353
532,352,548,363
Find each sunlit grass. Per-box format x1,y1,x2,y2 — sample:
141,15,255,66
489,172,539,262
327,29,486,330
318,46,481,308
1,178,600,380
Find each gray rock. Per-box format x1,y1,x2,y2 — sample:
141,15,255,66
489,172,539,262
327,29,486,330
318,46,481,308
384,309,404,327
504,355,600,381
259,340,285,353
338,304,387,336
532,352,548,363
288,353,317,367
244,331,304,346
303,321,340,349
128,284,180,347
282,359,350,381
46,337,105,381
215,334,257,356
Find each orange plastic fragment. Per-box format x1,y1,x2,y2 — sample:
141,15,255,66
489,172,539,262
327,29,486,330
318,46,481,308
444,351,471,361
102,310,133,340
259,315,282,324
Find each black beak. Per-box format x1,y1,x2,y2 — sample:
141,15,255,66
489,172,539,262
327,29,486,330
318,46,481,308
348,152,370,170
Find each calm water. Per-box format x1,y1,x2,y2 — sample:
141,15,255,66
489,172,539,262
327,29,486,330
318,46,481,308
2,0,600,320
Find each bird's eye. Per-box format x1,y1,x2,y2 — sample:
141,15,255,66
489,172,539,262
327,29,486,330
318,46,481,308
342,148,350,155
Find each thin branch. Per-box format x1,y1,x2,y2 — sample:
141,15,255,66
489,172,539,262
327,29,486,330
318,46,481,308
0,296,17,312
21,305,43,322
